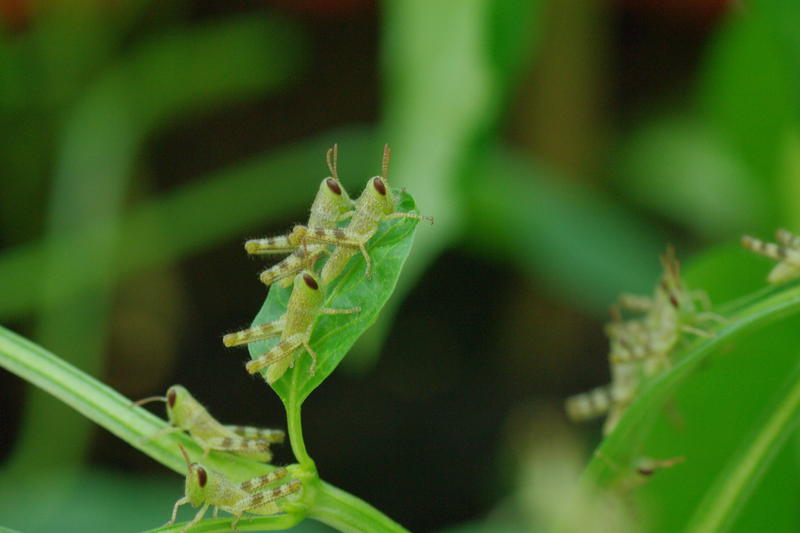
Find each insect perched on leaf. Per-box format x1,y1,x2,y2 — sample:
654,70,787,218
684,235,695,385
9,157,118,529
164,445,301,532
741,228,800,284
244,144,355,288
606,246,723,369
289,144,433,284
133,385,285,461
566,247,724,433
223,270,360,383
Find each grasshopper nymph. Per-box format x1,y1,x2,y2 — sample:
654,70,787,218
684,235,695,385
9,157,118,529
244,145,355,288
223,270,360,383
742,228,800,283
607,247,723,369
134,385,285,461
290,144,432,284
165,445,301,532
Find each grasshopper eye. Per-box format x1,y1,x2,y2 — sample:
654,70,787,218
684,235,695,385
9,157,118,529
303,273,319,290
325,178,342,196
372,177,387,196
197,467,208,487
637,466,654,476
167,389,177,408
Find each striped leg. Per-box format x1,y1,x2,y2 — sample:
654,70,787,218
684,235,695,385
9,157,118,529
223,317,286,348
292,225,374,279
229,479,302,517
776,228,800,248
245,334,304,374
238,468,288,493
741,235,793,261
225,425,286,443
204,436,274,461
259,246,327,287
244,235,296,255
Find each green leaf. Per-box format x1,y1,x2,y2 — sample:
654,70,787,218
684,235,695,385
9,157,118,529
581,244,800,532
244,191,422,406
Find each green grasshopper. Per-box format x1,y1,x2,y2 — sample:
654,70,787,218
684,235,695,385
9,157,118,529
134,385,284,461
742,228,800,283
165,445,301,532
606,247,723,369
223,270,360,384
244,144,355,288
289,144,432,284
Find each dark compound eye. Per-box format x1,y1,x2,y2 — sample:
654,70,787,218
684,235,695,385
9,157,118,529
197,467,208,487
669,294,679,308
167,389,177,408
373,177,387,196
325,178,342,195
303,273,319,290
637,467,654,477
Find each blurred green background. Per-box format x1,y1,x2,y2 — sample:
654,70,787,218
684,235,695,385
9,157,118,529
1,0,799,531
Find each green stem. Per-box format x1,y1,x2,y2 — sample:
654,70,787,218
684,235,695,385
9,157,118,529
0,324,277,480
142,514,302,533
309,481,410,533
284,400,315,470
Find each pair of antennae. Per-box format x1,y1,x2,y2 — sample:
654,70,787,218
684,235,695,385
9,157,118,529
326,143,392,181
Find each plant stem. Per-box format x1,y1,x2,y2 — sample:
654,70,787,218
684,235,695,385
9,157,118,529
284,399,315,470
309,481,410,533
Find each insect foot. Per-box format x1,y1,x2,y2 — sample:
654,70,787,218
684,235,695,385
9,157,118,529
133,385,285,462
742,228,800,284
289,144,433,285
244,144,355,288
223,270,360,384
164,445,302,532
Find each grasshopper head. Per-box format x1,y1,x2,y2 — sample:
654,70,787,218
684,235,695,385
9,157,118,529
365,176,396,215
165,385,194,427
291,271,325,308
179,445,209,507
657,246,694,315
313,177,352,218
185,463,209,507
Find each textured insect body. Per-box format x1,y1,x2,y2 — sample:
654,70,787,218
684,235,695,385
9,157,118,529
166,446,301,532
608,247,720,366
245,145,355,288
134,385,284,461
567,247,723,434
223,270,360,383
290,145,432,284
742,228,800,283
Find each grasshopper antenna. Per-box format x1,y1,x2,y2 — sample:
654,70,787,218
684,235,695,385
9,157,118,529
381,143,391,181
132,395,167,407
326,143,339,179
178,444,193,469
